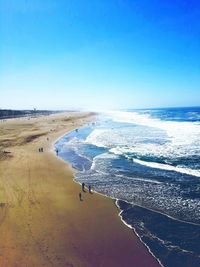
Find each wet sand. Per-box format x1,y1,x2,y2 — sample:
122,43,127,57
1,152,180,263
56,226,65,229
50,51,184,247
0,112,160,267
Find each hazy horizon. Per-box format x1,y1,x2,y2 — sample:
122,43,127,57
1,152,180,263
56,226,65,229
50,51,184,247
1,0,200,110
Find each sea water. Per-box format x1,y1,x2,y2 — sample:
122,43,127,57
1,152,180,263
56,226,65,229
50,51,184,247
55,107,200,267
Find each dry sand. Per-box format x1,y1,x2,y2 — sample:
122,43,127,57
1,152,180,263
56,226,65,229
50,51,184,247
0,112,160,267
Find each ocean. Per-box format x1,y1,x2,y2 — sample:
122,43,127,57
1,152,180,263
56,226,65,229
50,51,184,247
55,107,200,267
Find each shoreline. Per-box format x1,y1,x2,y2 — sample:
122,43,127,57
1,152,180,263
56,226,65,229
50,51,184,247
115,200,164,267
0,112,160,267
54,120,163,267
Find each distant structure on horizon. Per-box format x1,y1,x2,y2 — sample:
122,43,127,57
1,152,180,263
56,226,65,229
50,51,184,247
0,109,59,119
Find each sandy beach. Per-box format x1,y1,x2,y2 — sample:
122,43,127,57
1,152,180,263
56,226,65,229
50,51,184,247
0,112,160,267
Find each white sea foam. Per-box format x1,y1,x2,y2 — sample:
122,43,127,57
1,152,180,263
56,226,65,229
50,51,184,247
84,111,200,178
124,176,163,184
109,146,200,177
84,128,136,148
133,158,200,177
109,144,200,177
86,114,200,157
110,142,199,162
107,110,200,145
90,153,117,173
84,129,108,147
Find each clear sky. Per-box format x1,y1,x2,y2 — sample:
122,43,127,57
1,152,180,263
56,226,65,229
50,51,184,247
0,0,200,110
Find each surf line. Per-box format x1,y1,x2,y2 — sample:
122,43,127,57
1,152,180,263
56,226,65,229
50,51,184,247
115,199,164,267
116,198,200,227
132,158,200,178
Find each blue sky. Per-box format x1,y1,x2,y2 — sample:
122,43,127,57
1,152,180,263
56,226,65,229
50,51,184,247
1,0,200,110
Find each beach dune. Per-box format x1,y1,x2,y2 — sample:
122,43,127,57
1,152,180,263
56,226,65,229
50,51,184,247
0,112,160,267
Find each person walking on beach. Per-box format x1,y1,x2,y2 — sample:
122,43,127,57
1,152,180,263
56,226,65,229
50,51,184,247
79,192,82,201
88,185,92,194
81,182,85,192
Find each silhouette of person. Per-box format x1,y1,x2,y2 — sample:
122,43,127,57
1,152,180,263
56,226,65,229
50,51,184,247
79,192,82,201
82,183,85,192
